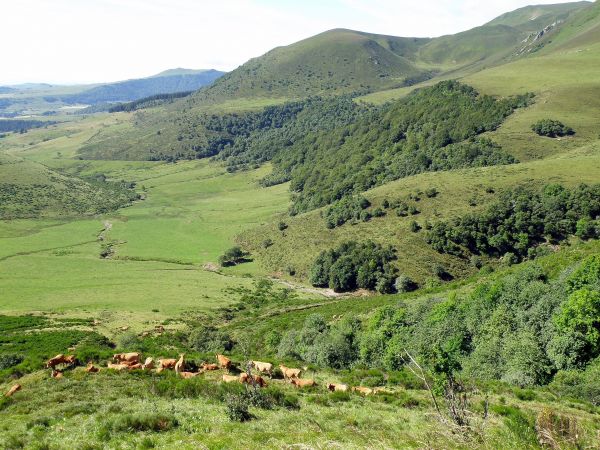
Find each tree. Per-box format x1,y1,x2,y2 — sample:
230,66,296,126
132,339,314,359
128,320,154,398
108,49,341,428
555,289,600,356
218,246,248,266
531,119,574,138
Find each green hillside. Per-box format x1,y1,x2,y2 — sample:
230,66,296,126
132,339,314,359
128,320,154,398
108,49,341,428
189,29,432,104
2,2,600,448
0,152,138,219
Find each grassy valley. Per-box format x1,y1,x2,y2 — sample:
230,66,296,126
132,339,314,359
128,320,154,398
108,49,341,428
1,2,600,448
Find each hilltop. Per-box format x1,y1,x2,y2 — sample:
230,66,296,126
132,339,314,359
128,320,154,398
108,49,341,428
188,2,588,104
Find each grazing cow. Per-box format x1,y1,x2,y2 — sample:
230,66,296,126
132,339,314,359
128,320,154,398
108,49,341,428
373,387,392,394
174,354,185,374
46,354,66,369
127,363,143,370
107,362,130,371
179,371,200,379
352,386,373,396
142,357,155,370
239,373,268,387
201,363,219,371
291,378,316,388
222,374,239,383
5,384,21,397
279,365,301,381
113,353,140,365
51,369,63,379
252,361,273,376
64,355,76,365
327,383,349,392
157,358,178,372
85,363,99,373
216,354,231,370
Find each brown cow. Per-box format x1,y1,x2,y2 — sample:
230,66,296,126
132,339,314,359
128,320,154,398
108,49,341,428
179,371,200,379
174,354,185,374
51,369,63,379
46,354,67,368
201,363,219,371
5,384,21,397
157,358,178,372
113,353,140,365
222,374,239,383
252,361,273,376
107,362,130,371
127,363,143,370
279,364,301,381
352,386,373,396
327,383,349,392
291,378,316,388
373,387,393,395
216,354,231,370
142,357,155,370
85,363,99,373
239,373,268,387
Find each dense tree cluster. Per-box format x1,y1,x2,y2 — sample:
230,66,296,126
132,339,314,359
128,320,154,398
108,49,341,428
426,183,600,261
275,81,529,213
205,95,367,166
323,196,371,229
310,241,397,293
532,119,574,137
108,91,194,113
278,256,600,403
0,119,55,133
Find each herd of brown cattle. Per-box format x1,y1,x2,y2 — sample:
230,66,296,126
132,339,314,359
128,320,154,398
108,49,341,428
3,352,385,398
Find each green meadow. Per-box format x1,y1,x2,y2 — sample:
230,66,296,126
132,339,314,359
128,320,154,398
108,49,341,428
0,119,293,326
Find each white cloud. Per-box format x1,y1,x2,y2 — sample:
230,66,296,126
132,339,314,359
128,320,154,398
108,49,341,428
0,0,584,84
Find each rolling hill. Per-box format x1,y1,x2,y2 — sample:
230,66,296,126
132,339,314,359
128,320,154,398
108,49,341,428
2,3,600,448
188,2,589,105
56,69,225,105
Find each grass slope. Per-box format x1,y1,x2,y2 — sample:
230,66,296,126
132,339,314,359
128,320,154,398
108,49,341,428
190,29,432,105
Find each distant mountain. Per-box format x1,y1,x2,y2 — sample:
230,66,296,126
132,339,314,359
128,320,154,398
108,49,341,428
0,86,16,94
58,69,225,105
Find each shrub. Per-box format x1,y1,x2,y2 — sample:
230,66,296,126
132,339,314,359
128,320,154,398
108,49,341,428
409,221,421,232
394,275,417,293
218,246,248,266
103,413,178,434
188,327,233,353
225,394,253,422
532,119,574,137
0,354,24,370
425,188,439,198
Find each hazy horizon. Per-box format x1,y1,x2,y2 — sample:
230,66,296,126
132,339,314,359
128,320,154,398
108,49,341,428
1,0,587,85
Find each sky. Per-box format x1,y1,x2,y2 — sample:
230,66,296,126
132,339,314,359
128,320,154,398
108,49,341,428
1,0,584,85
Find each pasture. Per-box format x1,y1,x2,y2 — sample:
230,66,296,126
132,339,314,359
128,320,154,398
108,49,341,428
0,117,294,327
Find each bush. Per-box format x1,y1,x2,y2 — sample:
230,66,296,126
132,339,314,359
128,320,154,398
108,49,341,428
188,327,233,353
218,246,249,266
532,119,574,137
394,275,417,293
0,354,24,370
102,413,178,434
225,394,253,422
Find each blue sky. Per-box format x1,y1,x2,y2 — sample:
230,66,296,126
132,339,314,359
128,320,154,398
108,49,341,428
1,0,584,85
